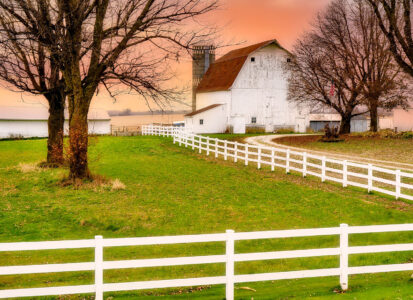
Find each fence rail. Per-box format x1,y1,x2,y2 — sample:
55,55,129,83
1,224,413,299
142,125,413,201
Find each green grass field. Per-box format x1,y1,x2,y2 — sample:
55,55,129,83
0,136,412,299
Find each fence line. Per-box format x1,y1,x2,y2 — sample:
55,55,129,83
142,125,413,201
1,223,413,299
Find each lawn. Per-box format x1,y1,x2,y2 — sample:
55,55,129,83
274,135,413,165
0,135,412,299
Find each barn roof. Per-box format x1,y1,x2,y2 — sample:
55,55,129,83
185,104,222,117
0,106,111,121
196,39,289,93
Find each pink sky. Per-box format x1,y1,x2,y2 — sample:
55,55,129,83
0,0,332,112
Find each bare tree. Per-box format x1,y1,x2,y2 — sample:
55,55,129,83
353,0,410,131
0,0,218,179
287,0,367,134
0,11,65,165
287,0,409,133
366,0,413,77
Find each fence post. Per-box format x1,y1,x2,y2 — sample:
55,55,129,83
234,142,238,163
271,149,275,172
343,160,348,187
179,132,182,146
257,147,261,169
340,224,349,291
321,156,326,182
215,138,219,158
396,170,401,199
224,140,228,160
245,145,249,166
226,229,235,300
303,152,307,178
206,137,210,156
192,135,195,150
368,164,373,193
286,149,290,174
199,136,202,154
95,235,103,300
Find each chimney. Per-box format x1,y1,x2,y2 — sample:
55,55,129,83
192,45,215,111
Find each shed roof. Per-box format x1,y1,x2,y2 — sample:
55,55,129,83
0,106,111,121
196,39,289,93
185,104,222,117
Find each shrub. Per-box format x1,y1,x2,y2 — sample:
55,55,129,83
246,126,266,134
274,127,295,134
8,134,24,140
352,129,413,139
224,125,233,134
324,123,340,140
401,131,413,139
306,127,316,134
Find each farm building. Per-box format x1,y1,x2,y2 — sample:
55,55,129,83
309,105,413,132
309,107,369,133
185,40,309,134
0,106,111,139
379,104,413,132
184,40,413,134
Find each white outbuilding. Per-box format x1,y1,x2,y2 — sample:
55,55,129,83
185,40,309,134
0,106,111,139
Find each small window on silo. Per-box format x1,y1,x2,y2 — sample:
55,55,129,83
251,57,255,62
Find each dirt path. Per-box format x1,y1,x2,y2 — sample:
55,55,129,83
244,134,413,172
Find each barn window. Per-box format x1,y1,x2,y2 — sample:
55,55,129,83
251,57,255,62
251,117,257,124
199,119,204,125
287,58,291,63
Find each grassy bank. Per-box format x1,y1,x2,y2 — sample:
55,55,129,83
275,135,413,165
0,136,412,299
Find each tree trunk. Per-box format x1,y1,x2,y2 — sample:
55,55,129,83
68,101,91,180
46,92,65,166
369,101,378,132
340,114,352,134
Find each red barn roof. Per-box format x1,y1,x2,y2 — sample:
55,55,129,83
196,39,289,93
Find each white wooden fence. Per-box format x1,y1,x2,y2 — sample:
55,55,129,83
142,125,413,201
1,224,413,299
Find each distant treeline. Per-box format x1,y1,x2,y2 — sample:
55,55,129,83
108,109,190,117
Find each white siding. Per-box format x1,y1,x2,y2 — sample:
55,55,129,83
0,121,48,139
230,45,308,132
0,120,111,139
192,44,309,134
393,108,413,131
196,91,231,112
185,105,227,134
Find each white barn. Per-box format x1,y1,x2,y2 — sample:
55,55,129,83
0,106,111,139
185,40,309,134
